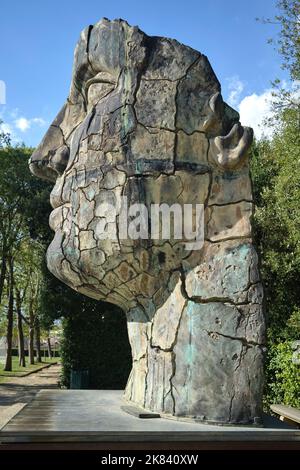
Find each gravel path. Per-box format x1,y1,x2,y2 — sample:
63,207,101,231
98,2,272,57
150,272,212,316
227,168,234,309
0,364,61,429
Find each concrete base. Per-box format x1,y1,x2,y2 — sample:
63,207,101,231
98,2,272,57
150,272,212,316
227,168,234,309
0,390,299,448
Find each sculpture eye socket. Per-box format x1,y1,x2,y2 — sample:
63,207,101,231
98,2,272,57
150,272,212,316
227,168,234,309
85,72,116,110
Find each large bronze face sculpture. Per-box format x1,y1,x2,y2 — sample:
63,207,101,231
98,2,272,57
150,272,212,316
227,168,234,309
30,18,265,425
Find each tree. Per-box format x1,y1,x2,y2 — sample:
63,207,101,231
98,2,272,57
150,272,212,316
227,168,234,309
28,270,40,365
0,145,52,370
35,316,42,363
252,110,300,341
3,255,14,371
0,120,10,148
13,240,38,366
16,288,26,367
0,146,31,304
251,0,300,407
260,0,300,113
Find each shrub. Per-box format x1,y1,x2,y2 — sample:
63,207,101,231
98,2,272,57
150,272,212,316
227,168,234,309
60,300,132,390
265,341,300,409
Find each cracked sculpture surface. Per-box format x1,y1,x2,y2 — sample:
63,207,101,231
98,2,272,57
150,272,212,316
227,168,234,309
30,18,265,425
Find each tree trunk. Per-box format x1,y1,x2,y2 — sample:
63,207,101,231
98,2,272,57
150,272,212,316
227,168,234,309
35,318,42,363
16,289,26,367
4,256,14,372
47,336,52,359
28,298,35,365
0,252,7,305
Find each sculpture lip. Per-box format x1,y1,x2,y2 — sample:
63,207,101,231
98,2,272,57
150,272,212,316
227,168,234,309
49,205,66,231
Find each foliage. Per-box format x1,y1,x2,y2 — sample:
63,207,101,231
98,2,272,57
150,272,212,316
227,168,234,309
251,110,300,408
260,0,300,112
265,341,300,408
252,0,300,409
251,109,300,343
0,144,52,255
0,120,10,147
60,300,131,389
0,143,54,369
270,0,300,81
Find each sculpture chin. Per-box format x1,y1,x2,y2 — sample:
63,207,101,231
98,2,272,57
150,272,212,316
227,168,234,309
46,227,175,311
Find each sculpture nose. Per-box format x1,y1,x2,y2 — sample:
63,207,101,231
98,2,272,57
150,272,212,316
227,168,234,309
29,104,69,182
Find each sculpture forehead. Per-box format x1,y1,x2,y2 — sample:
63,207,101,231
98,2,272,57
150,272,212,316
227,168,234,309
73,19,130,79
71,18,219,93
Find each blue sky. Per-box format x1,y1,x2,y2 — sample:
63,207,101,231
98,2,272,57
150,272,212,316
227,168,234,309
0,0,283,145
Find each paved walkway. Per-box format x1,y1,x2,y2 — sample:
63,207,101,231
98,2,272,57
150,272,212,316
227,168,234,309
0,364,61,429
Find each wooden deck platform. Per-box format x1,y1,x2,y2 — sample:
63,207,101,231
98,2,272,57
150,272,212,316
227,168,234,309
1,390,300,450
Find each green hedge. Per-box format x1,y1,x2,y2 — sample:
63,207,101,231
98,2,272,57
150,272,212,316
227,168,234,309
60,300,132,390
265,341,300,409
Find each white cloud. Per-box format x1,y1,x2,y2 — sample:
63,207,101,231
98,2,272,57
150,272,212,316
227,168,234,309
15,116,46,132
238,89,274,139
15,117,30,132
226,75,245,107
0,108,48,145
32,117,46,126
225,75,274,139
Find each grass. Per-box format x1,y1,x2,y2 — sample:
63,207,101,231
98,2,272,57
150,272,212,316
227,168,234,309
0,356,60,378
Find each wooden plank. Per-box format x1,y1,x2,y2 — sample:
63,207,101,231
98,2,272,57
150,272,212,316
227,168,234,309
271,404,300,425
